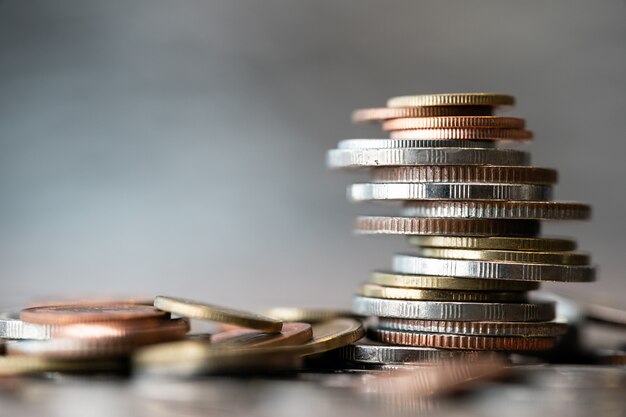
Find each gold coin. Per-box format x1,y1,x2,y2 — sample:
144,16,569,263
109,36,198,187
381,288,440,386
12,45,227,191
370,271,539,292
358,283,527,302
153,296,282,332
351,106,493,123
262,307,362,323
382,116,525,131
416,247,590,265
389,128,533,140
409,236,577,251
387,93,515,108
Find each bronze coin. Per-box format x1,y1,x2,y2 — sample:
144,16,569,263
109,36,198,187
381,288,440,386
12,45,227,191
351,106,493,123
382,116,525,131
20,304,168,325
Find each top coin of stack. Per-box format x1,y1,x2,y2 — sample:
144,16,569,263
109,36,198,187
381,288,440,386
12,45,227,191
327,93,596,364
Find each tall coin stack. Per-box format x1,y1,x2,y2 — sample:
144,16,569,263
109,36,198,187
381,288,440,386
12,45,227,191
327,93,596,363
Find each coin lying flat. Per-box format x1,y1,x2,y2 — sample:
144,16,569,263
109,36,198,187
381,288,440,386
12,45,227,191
392,255,596,282
382,116,525,131
368,327,555,351
390,128,533,141
0,356,127,376
370,166,557,184
350,183,552,202
351,106,494,123
369,271,540,291
408,236,577,251
358,283,526,303
355,216,540,237
210,322,312,347
387,93,515,108
327,148,530,169
377,318,568,337
153,296,282,332
415,247,590,265
0,311,54,340
262,307,362,323
337,138,496,149
352,296,556,322
402,200,591,220
20,304,168,325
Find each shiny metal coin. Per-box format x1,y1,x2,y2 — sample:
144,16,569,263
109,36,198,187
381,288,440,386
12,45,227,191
370,271,539,291
0,311,54,340
378,318,568,337
337,138,495,149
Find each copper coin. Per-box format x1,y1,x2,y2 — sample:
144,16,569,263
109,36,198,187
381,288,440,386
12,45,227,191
210,322,313,347
351,106,493,123
368,327,556,351
370,166,557,185
382,116,525,131
390,128,533,140
20,304,168,325
28,296,154,308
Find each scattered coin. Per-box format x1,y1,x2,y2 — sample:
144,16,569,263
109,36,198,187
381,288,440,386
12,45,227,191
351,106,493,123
210,322,313,347
369,271,540,291
389,128,533,140
415,247,590,266
408,236,576,251
262,307,362,323
387,93,515,108
370,166,558,184
358,283,527,302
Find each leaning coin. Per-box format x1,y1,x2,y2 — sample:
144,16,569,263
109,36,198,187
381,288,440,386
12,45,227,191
377,318,568,337
0,311,54,340
351,106,493,123
153,296,282,332
262,307,363,323
402,201,591,220
327,148,530,169
0,356,127,376
358,283,526,302
210,322,313,347
20,304,168,325
382,116,525,131
352,296,556,322
369,271,539,291
370,166,558,185
408,236,577,251
389,128,533,141
349,183,552,202
337,138,495,149
387,93,515,108
392,255,596,282
415,247,590,266
368,327,556,351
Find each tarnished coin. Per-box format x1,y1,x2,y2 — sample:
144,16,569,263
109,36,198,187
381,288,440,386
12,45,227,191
20,304,168,325
351,106,493,123
0,311,55,340
409,236,577,251
387,93,515,108
0,356,127,376
392,255,596,282
368,327,556,351
262,307,362,323
350,183,552,202
402,200,591,220
210,322,313,347
369,271,540,291
382,116,525,131
355,216,540,237
389,128,533,141
153,296,282,332
358,283,526,302
377,318,568,337
415,247,590,266
337,138,496,149
352,296,556,322
327,148,530,169
370,166,557,185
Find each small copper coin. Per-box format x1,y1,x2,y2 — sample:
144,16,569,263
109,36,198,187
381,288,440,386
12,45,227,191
28,296,154,308
370,166,557,185
351,106,493,123
20,304,168,325
382,116,525,131
389,128,533,140
210,322,313,347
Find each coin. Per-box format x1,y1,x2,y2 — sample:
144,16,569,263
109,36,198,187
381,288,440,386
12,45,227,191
337,138,496,149
402,201,591,220
377,318,568,337
262,307,362,323
28,297,154,308
355,216,540,237
352,296,556,322
408,236,577,251
20,304,168,325
210,322,313,347
369,271,540,291
387,93,515,108
390,128,533,140
392,255,596,282
358,283,526,302
415,247,590,265
370,166,557,184
0,311,54,340
153,296,282,332
382,116,525,131
349,183,552,202
0,356,127,376
351,106,494,123
368,327,556,351
327,148,530,169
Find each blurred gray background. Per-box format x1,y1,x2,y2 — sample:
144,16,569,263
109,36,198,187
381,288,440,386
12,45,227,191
0,0,624,309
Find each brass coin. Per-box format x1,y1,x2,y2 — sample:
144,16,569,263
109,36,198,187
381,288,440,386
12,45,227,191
370,271,539,291
0,356,126,376
389,128,533,140
387,93,515,108
262,307,363,323
351,106,493,123
416,247,590,266
409,236,577,251
358,283,527,302
20,304,168,325
382,116,525,131
153,296,282,332
370,166,558,185
210,322,313,347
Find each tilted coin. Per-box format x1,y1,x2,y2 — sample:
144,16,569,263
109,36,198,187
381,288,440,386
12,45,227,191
415,247,590,266
370,166,557,184
210,322,313,347
402,200,591,220
20,304,168,325
0,311,54,340
337,138,496,149
377,318,568,337
355,216,540,237
153,296,282,332
387,93,515,108
382,116,525,131
349,183,552,202
368,327,556,351
351,106,493,123
409,236,577,251
327,148,530,169
352,296,556,322
0,356,127,376
392,254,596,282
262,307,363,323
389,128,533,141
358,283,526,302
369,271,540,291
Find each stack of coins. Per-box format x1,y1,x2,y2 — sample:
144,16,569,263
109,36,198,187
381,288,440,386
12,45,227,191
327,93,596,363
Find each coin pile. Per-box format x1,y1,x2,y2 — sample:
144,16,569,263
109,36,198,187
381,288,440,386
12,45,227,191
328,93,596,363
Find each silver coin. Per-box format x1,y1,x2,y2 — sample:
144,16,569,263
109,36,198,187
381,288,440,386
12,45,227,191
0,311,53,340
352,296,556,322
337,139,496,149
377,318,568,337
349,183,552,202
327,148,530,169
392,255,596,282
402,201,590,220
